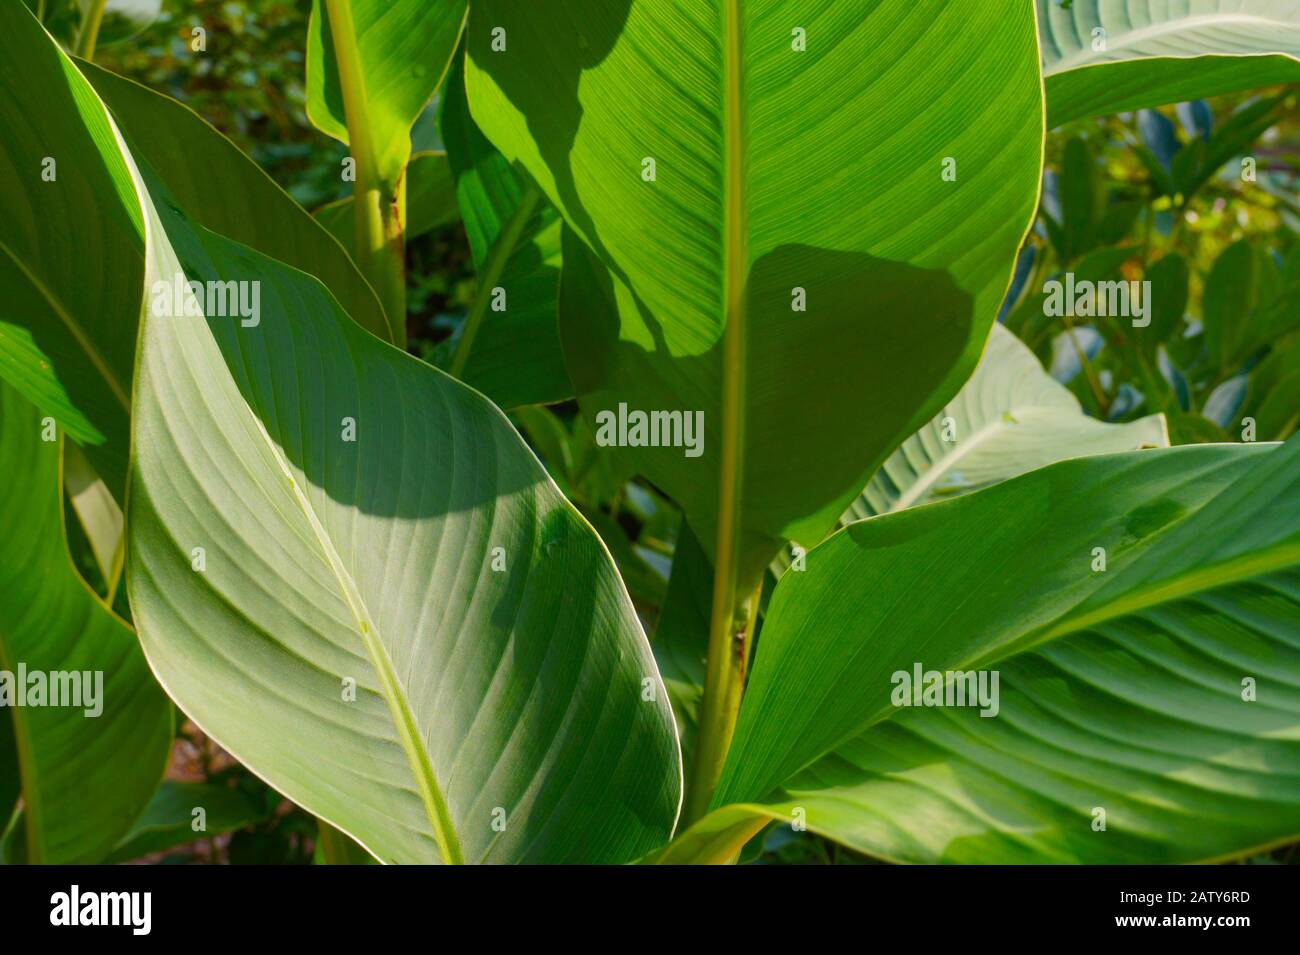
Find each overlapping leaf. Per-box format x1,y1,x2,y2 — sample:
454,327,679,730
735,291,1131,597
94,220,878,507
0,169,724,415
307,0,468,186
1040,0,1300,127
845,323,1169,520
0,29,688,865
0,379,171,864
440,53,569,409
467,0,1045,585
84,62,395,343
0,16,145,499
662,439,1300,863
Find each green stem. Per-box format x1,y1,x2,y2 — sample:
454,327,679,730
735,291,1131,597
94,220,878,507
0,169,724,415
323,0,406,346
36,0,47,22
683,0,749,828
686,576,760,825
448,184,543,379
75,0,107,60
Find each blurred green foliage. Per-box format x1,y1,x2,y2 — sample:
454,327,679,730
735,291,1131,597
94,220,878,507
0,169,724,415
1005,89,1299,444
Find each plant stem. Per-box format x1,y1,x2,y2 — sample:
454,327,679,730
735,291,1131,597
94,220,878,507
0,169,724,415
448,184,542,379
686,576,760,825
682,0,750,829
323,0,406,346
75,0,108,60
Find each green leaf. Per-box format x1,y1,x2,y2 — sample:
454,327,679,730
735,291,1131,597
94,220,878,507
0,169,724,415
1203,239,1264,372
686,438,1300,863
845,324,1169,521
440,52,570,409
467,0,1044,585
1243,333,1300,440
0,14,145,501
315,819,379,864
653,522,714,788
307,0,468,187
9,45,684,865
83,61,396,345
0,379,172,864
1060,136,1098,261
314,150,460,255
1143,252,1189,353
63,440,124,595
126,207,681,862
104,782,271,864
1041,0,1300,128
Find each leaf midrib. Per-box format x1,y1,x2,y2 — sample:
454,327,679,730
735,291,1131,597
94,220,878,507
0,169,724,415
1047,12,1298,73
886,409,1023,512
243,410,465,864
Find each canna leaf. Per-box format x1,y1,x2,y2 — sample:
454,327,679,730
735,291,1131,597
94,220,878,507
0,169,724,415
673,438,1300,863
0,13,689,862
83,62,396,344
440,52,570,409
1040,0,1300,128
0,378,172,864
0,16,145,500
306,0,468,188
844,324,1169,521
466,0,1045,588
104,781,271,864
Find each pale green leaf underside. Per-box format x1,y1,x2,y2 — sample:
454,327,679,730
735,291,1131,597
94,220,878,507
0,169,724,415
1040,0,1300,127
126,206,681,863
307,0,468,185
687,439,1300,863
846,324,1170,521
467,0,1045,579
40,57,683,866
0,380,171,864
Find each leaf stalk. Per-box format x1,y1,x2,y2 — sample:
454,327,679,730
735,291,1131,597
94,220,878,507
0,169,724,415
323,0,407,345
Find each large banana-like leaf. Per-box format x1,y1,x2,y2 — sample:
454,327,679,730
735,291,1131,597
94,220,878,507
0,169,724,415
440,53,569,410
307,0,468,187
82,62,395,344
126,200,681,863
0,18,686,862
1040,0,1300,128
0,380,172,864
466,0,1045,586
665,438,1300,863
845,323,1169,521
0,14,145,500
